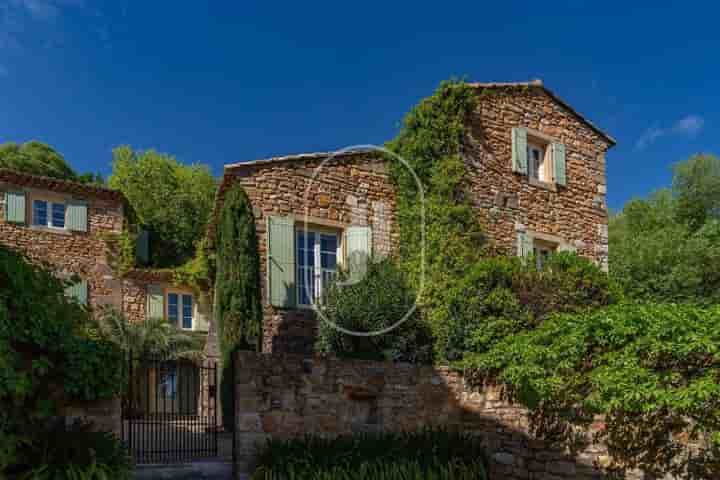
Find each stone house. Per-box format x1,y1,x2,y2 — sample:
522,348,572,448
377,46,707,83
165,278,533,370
212,80,615,355
0,168,210,333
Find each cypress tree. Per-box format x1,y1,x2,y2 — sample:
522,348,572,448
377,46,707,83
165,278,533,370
214,184,262,429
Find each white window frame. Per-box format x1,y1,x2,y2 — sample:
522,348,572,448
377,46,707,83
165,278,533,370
166,291,194,330
32,199,66,230
527,141,552,183
533,238,558,269
296,228,341,307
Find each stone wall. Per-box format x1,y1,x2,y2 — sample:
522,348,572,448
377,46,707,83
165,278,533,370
234,351,623,479
0,178,125,311
466,86,611,269
220,152,398,354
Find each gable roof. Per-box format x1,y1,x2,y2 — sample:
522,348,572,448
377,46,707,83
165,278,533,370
467,79,616,146
0,168,127,203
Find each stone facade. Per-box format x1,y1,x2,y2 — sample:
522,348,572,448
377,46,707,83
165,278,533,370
217,152,398,354
0,169,126,311
465,83,613,268
234,351,625,479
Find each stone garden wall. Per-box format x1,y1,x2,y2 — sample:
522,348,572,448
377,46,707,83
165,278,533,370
234,351,627,479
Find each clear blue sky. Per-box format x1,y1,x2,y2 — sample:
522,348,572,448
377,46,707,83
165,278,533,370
0,1,716,211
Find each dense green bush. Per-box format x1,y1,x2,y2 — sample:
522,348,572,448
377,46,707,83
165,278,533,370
434,252,617,361
251,429,488,480
0,246,126,476
316,258,433,363
460,302,720,478
214,184,263,430
16,420,132,479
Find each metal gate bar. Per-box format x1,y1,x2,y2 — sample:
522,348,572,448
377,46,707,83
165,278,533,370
122,351,218,464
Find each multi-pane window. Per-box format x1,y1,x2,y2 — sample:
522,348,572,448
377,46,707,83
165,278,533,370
32,200,65,228
528,143,549,182
159,363,177,398
167,293,194,330
533,239,557,269
296,230,338,306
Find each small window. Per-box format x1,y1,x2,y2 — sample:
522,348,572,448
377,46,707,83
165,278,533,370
296,229,339,306
159,363,177,399
32,200,66,229
533,239,558,269
166,292,193,330
527,141,552,183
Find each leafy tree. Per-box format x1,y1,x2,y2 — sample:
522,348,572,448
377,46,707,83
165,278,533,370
214,184,262,429
460,302,720,478
0,141,77,179
609,156,720,304
108,146,217,267
316,258,433,363
0,246,124,475
0,141,104,184
673,154,720,230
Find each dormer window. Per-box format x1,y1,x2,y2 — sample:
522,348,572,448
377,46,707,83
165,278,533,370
33,200,66,229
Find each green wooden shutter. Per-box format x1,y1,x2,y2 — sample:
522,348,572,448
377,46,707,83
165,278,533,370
4,192,26,224
136,229,150,265
512,127,528,174
516,231,533,258
65,279,88,306
267,216,296,308
66,201,88,232
342,226,372,285
147,284,165,320
553,142,566,186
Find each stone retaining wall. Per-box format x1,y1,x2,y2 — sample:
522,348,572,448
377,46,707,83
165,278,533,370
234,351,629,479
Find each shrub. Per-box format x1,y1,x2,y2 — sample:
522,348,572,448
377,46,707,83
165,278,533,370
14,420,132,479
251,429,488,480
434,252,617,361
214,184,263,430
316,258,433,363
460,302,720,478
0,246,126,476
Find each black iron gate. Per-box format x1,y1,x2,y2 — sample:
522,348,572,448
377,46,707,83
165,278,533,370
121,353,218,464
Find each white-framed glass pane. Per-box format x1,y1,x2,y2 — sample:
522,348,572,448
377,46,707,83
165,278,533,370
167,293,179,324
33,200,47,226
159,363,177,398
181,294,193,329
51,203,65,228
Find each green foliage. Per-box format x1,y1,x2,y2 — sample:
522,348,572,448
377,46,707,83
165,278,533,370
0,247,126,477
0,141,103,184
435,252,616,361
610,190,720,305
108,145,217,267
673,154,720,231
316,258,433,363
386,80,486,358
15,420,132,480
173,236,215,292
460,302,720,478
101,229,138,277
251,429,488,480
214,184,263,430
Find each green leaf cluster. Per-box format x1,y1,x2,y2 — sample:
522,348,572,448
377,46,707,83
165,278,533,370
610,154,720,304
460,302,720,477
0,141,103,184
251,429,488,480
0,247,125,475
108,146,217,267
214,184,263,429
316,258,433,363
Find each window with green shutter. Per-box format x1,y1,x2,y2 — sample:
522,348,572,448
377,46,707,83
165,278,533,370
66,200,88,232
512,127,528,174
65,279,88,306
147,284,165,320
552,142,567,186
267,216,296,308
4,192,26,224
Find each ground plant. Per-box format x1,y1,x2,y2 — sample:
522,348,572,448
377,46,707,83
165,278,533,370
251,429,488,480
